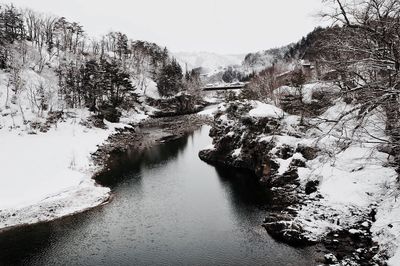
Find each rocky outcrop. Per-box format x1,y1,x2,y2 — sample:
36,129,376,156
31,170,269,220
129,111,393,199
199,116,280,176
198,100,384,265
198,101,316,244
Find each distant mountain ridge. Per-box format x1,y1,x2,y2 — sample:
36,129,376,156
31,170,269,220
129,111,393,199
242,45,292,72
174,51,245,72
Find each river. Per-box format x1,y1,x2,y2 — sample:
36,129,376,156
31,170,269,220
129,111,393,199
0,126,315,265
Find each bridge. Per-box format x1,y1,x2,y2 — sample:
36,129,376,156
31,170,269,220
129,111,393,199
202,83,247,91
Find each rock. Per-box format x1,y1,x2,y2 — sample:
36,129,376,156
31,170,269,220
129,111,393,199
305,180,319,195
268,168,299,187
296,145,318,160
291,159,306,168
277,145,294,160
100,105,122,123
263,220,314,246
369,209,377,222
324,253,338,264
197,100,382,265
361,221,370,228
262,212,317,246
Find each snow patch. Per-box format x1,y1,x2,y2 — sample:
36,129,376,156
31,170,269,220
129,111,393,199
248,101,284,118
232,148,242,157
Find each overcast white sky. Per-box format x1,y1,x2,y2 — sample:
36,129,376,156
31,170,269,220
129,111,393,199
7,0,326,54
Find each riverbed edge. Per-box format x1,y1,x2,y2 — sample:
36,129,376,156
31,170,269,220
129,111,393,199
0,114,210,235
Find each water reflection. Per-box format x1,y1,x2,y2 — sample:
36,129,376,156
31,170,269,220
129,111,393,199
0,126,315,266
96,131,192,187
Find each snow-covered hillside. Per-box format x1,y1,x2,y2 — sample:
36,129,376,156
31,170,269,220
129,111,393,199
174,46,292,85
0,42,153,230
242,46,291,73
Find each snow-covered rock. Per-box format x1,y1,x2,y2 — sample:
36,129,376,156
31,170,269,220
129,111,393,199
248,101,285,118
199,90,398,264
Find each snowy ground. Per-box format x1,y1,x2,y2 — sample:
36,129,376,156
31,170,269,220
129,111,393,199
212,84,400,264
198,104,220,116
0,66,150,231
291,102,398,248
133,76,161,100
280,101,398,264
373,189,400,265
0,110,138,230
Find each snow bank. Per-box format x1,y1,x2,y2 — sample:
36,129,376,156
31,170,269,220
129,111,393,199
274,82,340,104
292,101,398,254
202,87,399,264
248,101,284,118
232,148,242,157
133,77,160,99
0,110,131,229
0,66,150,230
0,113,117,209
317,146,394,207
221,97,399,262
373,193,400,265
198,104,219,116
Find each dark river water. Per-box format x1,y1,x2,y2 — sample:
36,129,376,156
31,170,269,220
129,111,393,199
0,126,315,266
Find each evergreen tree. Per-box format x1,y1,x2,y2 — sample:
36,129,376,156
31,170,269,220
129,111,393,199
0,5,24,43
156,58,183,97
81,59,101,110
101,59,133,106
0,4,25,69
115,32,128,59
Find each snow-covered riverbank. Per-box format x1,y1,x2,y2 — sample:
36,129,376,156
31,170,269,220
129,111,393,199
0,110,138,230
199,92,400,264
0,65,153,231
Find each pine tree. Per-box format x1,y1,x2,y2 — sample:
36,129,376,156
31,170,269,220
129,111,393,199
1,5,24,43
81,59,101,110
156,58,183,97
115,32,128,59
0,4,25,69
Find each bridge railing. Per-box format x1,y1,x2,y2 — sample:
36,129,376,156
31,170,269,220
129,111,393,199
202,84,247,91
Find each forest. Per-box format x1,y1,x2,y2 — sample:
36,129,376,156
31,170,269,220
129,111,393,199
0,0,400,265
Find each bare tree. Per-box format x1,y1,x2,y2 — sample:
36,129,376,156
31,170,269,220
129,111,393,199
27,81,49,117
241,63,290,103
321,0,400,171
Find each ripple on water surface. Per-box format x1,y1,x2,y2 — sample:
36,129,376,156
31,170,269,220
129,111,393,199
0,126,316,266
